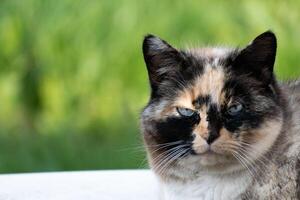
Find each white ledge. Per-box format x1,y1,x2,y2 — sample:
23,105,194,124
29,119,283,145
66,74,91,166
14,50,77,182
0,169,159,200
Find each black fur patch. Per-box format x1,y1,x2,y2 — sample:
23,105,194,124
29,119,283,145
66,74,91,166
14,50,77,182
207,104,222,144
231,31,277,84
154,114,200,145
193,95,211,108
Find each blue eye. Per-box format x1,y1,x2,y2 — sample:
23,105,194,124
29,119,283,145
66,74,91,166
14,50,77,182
227,104,243,116
176,107,196,117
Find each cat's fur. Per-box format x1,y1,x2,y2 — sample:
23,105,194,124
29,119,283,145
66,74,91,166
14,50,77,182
140,31,300,200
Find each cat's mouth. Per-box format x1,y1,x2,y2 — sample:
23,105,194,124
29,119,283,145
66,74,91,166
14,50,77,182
191,145,220,156
197,149,217,155
191,138,228,156
177,148,236,170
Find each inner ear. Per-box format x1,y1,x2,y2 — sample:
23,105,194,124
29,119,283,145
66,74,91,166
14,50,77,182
232,31,277,84
142,35,184,94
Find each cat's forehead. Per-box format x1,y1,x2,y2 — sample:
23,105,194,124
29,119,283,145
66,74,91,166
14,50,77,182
176,68,227,109
176,47,233,109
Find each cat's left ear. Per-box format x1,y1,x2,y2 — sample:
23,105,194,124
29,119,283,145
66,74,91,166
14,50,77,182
233,31,277,83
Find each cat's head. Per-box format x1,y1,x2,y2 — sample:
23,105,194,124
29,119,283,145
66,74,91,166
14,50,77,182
140,31,284,180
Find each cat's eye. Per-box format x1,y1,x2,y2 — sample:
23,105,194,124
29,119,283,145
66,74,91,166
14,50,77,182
227,104,243,116
176,107,196,117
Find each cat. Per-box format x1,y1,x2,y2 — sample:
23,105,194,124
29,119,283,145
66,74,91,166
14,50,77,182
140,31,300,200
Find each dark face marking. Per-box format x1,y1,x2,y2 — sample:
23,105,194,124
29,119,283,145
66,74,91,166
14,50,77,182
155,114,200,145
206,104,222,144
193,95,211,109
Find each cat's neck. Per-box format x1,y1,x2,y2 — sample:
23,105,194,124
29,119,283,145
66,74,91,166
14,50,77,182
161,169,251,200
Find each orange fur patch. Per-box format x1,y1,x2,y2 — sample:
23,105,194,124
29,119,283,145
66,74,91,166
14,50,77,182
193,66,226,105
194,106,209,139
174,66,227,108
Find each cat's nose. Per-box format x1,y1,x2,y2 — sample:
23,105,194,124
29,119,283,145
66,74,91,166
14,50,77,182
206,130,220,144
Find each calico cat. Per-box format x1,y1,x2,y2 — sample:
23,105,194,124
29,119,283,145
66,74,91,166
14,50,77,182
140,31,300,200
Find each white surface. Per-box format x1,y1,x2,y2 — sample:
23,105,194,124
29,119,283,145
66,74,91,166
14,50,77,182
0,170,160,200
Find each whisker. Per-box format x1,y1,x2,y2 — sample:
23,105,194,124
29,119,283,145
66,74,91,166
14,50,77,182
232,151,259,184
151,146,182,166
157,147,190,176
230,141,272,172
154,146,184,173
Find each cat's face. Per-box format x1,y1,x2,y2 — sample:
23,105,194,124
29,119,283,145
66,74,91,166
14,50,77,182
141,32,284,180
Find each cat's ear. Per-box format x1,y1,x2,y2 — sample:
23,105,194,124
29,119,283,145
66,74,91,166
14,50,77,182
142,34,183,93
233,31,277,83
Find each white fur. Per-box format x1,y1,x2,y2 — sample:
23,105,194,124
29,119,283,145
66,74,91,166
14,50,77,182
209,47,231,58
161,171,250,200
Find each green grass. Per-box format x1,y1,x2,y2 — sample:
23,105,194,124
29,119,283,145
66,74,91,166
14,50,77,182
0,124,145,173
0,0,299,173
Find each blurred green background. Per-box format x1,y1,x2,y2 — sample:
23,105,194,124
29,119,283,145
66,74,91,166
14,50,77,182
0,0,299,173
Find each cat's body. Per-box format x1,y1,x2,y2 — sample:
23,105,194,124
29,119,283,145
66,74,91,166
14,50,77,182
241,80,300,200
140,32,300,199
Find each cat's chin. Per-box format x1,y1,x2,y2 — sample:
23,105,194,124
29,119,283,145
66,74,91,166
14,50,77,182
154,153,244,182
169,153,243,177
183,152,237,168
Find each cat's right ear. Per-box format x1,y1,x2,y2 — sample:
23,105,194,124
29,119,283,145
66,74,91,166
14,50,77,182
142,35,182,94
232,31,277,84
